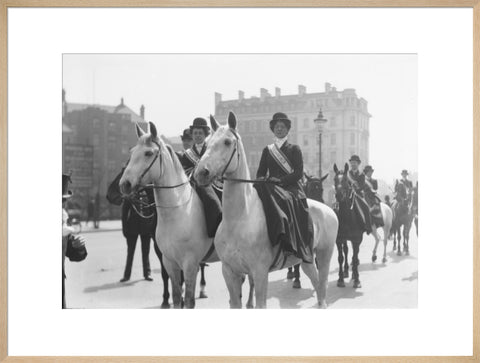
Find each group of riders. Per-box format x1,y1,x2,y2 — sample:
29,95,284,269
130,111,417,267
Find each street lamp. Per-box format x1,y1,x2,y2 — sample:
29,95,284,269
314,108,328,177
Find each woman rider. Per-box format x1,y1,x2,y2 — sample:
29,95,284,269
254,112,313,264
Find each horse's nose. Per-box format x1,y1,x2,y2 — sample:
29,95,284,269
121,180,132,195
199,168,210,177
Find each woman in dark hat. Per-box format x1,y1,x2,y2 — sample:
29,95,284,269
180,117,222,238
254,112,314,264
345,155,372,234
363,165,384,227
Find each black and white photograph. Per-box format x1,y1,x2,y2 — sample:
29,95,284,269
62,53,418,309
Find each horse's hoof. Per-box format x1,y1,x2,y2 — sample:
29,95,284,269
287,270,294,280
293,280,301,289
405,250,410,256
343,270,349,278
353,280,362,289
199,291,208,299
372,255,377,262
318,301,328,309
161,301,170,309
397,251,402,256
337,279,345,288
382,257,387,263
246,304,254,309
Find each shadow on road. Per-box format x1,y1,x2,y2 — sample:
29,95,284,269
84,279,142,293
267,279,317,308
387,250,417,264
326,280,364,305
402,270,418,282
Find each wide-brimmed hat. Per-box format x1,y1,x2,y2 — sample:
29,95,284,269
189,117,210,135
180,128,192,141
62,173,73,199
401,169,409,176
363,165,374,173
269,112,292,132
349,155,361,163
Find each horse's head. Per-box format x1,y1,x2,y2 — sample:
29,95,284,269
119,122,174,196
304,173,328,203
195,112,242,186
333,163,351,204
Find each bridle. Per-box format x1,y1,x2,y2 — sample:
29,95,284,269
219,129,276,185
125,139,191,217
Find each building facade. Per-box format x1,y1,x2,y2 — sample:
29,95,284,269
214,83,372,205
62,90,149,219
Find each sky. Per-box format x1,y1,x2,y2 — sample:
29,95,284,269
63,54,417,182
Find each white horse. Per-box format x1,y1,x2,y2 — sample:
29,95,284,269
371,203,393,263
119,122,217,308
195,112,338,308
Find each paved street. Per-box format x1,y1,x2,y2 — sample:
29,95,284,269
65,222,417,309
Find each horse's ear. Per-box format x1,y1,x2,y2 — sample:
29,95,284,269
210,114,219,131
344,163,349,173
321,173,329,182
149,122,158,139
135,123,145,138
228,111,237,130
333,164,339,174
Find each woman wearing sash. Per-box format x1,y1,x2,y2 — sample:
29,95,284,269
254,112,314,264
180,117,222,238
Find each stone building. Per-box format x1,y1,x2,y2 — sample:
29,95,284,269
214,83,372,205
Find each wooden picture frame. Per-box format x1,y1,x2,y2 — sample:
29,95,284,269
0,1,478,362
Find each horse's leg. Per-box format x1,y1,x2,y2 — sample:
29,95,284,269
246,274,255,309
336,239,345,287
343,241,349,278
396,226,402,256
222,263,243,309
404,222,411,256
182,259,199,309
153,241,170,308
352,239,362,288
199,263,208,299
313,244,334,308
371,225,379,262
293,264,301,289
300,261,322,306
252,268,269,309
382,225,389,263
287,267,294,280
162,257,183,309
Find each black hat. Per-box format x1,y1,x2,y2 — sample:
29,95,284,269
269,112,292,132
62,173,73,199
180,128,192,141
349,155,361,163
401,169,409,176
363,165,374,173
189,117,210,135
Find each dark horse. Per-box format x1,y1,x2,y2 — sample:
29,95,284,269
333,163,366,288
412,182,418,236
391,181,415,255
286,173,328,288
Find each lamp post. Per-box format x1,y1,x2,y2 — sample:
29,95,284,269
314,108,328,177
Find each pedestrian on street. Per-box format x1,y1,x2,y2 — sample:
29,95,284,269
62,173,88,309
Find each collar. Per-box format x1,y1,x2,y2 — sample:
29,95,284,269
274,136,288,149
195,142,205,152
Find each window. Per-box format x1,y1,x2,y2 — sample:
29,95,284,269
350,115,356,127
331,151,336,164
330,133,336,146
303,134,309,146
350,132,355,146
330,116,336,127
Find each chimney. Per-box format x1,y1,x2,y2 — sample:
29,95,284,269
325,82,331,93
260,88,269,101
238,90,245,101
298,85,306,96
140,105,145,119
275,87,281,98
120,97,124,106
215,92,222,106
